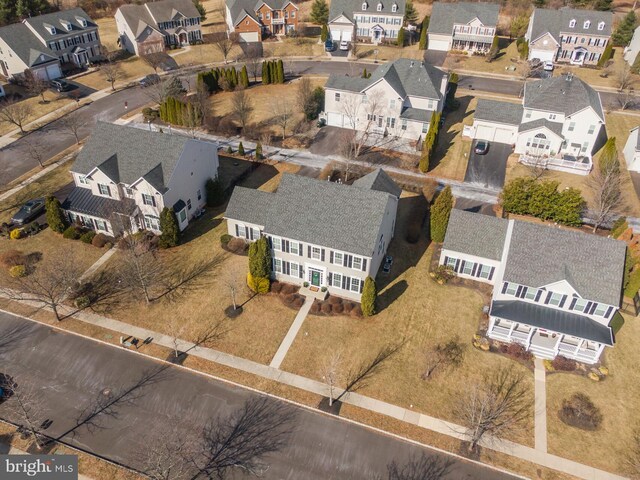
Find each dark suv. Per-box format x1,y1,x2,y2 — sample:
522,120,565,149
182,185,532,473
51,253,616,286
50,79,71,92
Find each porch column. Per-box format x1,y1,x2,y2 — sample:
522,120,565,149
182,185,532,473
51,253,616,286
593,343,605,362
554,334,564,356
507,320,516,340
526,326,536,349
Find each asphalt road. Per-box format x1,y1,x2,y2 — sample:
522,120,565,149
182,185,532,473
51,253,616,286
463,140,511,190
0,311,520,479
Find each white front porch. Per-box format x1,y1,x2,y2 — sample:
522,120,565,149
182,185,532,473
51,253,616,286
519,153,592,175
570,47,588,65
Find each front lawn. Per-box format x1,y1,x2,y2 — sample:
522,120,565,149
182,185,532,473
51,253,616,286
355,43,425,62
445,39,522,76
0,89,74,137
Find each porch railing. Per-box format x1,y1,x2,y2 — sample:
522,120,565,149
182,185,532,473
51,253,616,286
520,154,592,174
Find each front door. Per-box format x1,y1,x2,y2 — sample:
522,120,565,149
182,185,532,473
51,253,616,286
311,270,320,286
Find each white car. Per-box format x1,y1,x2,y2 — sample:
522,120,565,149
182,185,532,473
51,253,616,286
543,61,554,72
339,40,349,51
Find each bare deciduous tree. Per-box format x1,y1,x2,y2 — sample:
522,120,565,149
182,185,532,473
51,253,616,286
517,61,532,82
24,71,48,103
222,267,243,312
523,154,548,180
144,76,185,105
243,51,263,83
422,337,465,380
142,52,166,73
615,62,635,93
25,138,47,168
339,95,382,181
272,99,294,139
59,111,83,144
319,351,342,407
139,424,198,480
454,366,533,453
0,99,33,134
231,88,253,133
215,38,235,64
3,377,48,449
102,61,123,91
587,160,628,233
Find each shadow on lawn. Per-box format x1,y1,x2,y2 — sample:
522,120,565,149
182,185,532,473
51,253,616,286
429,95,473,172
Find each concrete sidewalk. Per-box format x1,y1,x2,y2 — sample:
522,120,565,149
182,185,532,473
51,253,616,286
534,358,548,453
269,296,313,368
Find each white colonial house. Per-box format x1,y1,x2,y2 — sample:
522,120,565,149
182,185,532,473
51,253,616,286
327,0,405,44
323,58,448,144
623,125,640,173
116,0,203,56
61,122,218,235
625,26,640,68
427,1,499,53
224,169,400,301
467,74,606,175
440,210,626,364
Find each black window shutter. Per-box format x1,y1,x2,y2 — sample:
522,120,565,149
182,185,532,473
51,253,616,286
605,306,613,318
284,240,289,253
151,195,156,206
299,267,303,279
515,286,523,298
235,224,239,236
471,263,478,277
520,287,528,299
585,301,593,313
589,302,598,314
348,256,353,268
285,261,290,275
559,295,567,308
444,256,449,266
362,258,367,272
343,255,348,267
569,298,577,310
330,251,334,263
544,292,552,304
321,249,325,262
534,290,542,302
328,272,332,285
267,236,272,248
359,280,364,294
342,276,347,289
488,267,495,280
454,259,461,272
307,245,311,257
501,282,508,294
299,243,303,256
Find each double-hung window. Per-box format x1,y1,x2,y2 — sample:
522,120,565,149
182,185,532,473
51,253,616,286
335,93,341,102
505,283,518,296
478,264,492,280
273,258,282,273
290,262,299,277
445,257,456,269
311,247,321,260
98,184,111,196
272,237,282,251
593,303,608,317
142,193,155,206
524,288,538,301
462,261,474,275
333,272,342,288
572,298,588,313
78,175,89,185
353,256,363,270
95,219,108,231
237,224,246,238
350,277,361,292
334,251,343,265
548,292,564,306
144,215,160,230
290,241,300,255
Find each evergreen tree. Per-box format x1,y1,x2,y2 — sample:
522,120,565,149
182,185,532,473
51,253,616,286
500,177,536,215
248,236,271,278
205,176,225,207
594,0,612,10
521,40,529,60
419,112,440,172
267,61,274,83
193,0,207,19
612,11,637,46
277,59,285,83
598,42,613,66
487,35,500,60
446,72,458,107
310,0,329,24
598,137,619,172
159,207,179,248
240,65,249,88
404,0,418,24
361,277,377,316
418,16,429,50
255,142,263,160
362,68,368,78
554,188,585,226
238,141,245,156
321,24,329,42
45,196,66,233
430,186,453,243
262,61,270,84
397,27,405,47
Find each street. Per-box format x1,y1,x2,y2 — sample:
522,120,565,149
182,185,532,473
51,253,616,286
0,310,519,479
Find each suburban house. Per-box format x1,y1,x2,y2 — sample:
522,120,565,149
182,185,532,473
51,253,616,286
225,0,299,42
467,74,606,175
427,2,499,53
115,0,203,56
224,169,400,301
624,25,640,67
440,209,626,364
525,7,612,66
323,58,449,143
0,8,100,80
62,122,219,235
623,126,640,173
327,0,405,44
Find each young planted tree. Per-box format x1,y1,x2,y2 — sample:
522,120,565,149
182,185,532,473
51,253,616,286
159,207,179,248
59,111,83,144
320,351,342,407
215,38,235,64
141,52,166,73
397,27,405,47
0,99,32,134
276,59,285,83
25,139,46,168
102,61,123,91
272,99,293,139
255,142,263,160
430,185,453,243
231,88,253,132
361,276,377,316
24,71,48,103
321,23,329,42
588,138,627,232
422,337,465,379
248,236,271,293
238,141,245,156
310,0,329,24
418,16,429,50
239,65,250,88
339,94,382,181
487,35,499,61
454,366,533,452
45,196,67,233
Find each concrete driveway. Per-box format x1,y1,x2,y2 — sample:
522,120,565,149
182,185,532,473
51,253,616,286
0,311,518,480
464,140,511,190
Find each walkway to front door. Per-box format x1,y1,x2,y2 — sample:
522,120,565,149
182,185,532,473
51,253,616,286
269,295,314,368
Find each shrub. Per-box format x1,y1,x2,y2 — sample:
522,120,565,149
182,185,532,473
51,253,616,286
361,277,377,316
292,296,304,308
22,222,40,237
611,216,628,238
598,366,609,376
45,196,67,233
220,233,232,246
343,302,354,313
247,272,270,294
142,107,160,122
206,176,225,207
328,295,342,305
271,282,284,294
321,302,333,314
74,295,91,309
505,343,532,361
159,207,179,249
9,265,26,278
92,233,109,248
351,305,363,317
10,228,23,240
431,265,455,284
0,250,25,268
551,356,577,372
559,393,603,430
248,237,271,278
430,186,453,242
227,237,248,254
283,293,296,304
80,231,96,244
238,142,245,156
310,301,321,314
255,142,263,160
281,284,297,295
62,226,81,240
332,303,344,314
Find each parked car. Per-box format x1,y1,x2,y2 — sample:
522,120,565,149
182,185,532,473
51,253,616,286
11,198,45,225
543,61,554,72
139,74,160,87
50,79,71,92
325,39,334,52
474,140,490,155
340,40,349,51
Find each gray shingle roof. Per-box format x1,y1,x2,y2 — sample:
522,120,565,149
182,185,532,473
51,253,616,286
23,8,96,41
325,75,371,92
145,0,201,22
504,221,626,306
62,186,136,218
227,0,258,25
329,0,406,23
72,122,192,193
474,99,523,126
491,300,614,345
225,173,397,256
524,75,604,121
400,107,433,122
428,2,500,35
529,7,612,44
518,118,564,137
118,4,160,38
353,169,402,197
443,209,508,261
0,23,58,67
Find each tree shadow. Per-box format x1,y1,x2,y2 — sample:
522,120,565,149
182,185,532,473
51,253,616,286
236,163,279,190
317,397,342,415
430,95,473,171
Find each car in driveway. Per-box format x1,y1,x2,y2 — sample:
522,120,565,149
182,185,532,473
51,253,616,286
543,61,554,72
325,39,335,52
50,79,71,92
139,74,160,87
474,140,490,155
339,40,349,51
11,198,45,225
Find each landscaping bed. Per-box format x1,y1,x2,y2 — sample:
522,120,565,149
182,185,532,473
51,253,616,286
309,295,363,317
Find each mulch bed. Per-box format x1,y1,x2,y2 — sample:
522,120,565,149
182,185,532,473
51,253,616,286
309,295,362,317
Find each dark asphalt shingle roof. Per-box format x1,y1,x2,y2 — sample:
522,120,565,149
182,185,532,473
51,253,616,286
524,75,604,121
118,4,161,38
518,118,564,137
529,7,612,44
145,0,201,21
353,169,402,197
400,107,433,122
491,300,614,345
325,75,371,92
474,99,523,126
329,0,406,23
0,23,58,67
504,221,626,306
443,209,508,261
23,8,96,41
62,186,136,219
225,173,398,256
228,0,259,25
428,2,500,35
72,122,190,193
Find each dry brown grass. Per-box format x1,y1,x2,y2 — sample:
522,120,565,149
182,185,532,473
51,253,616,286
95,17,120,51
445,40,521,76
263,37,325,58
0,91,74,137
356,43,425,62
74,56,153,91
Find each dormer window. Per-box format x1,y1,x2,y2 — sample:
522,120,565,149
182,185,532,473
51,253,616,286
598,21,605,30
362,2,368,10
569,19,576,28
60,20,72,31
45,24,56,35
377,2,382,11
392,2,397,12
76,17,87,28
583,20,590,29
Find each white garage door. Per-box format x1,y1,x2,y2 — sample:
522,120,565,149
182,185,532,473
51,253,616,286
428,36,450,51
238,32,259,43
341,30,352,42
330,29,341,41
530,49,555,62
493,128,513,144
45,64,62,80
475,124,514,144
475,125,495,141
327,112,344,127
